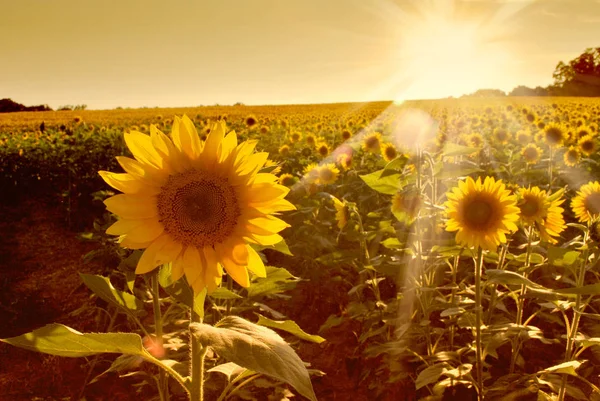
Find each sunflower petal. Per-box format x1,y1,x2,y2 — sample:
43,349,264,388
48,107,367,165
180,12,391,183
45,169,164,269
246,245,266,278
104,194,158,219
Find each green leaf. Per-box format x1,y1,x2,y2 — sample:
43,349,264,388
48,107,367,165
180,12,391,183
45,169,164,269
381,237,402,249
359,169,404,195
190,316,317,401
548,246,580,266
246,266,299,298
486,269,547,290
79,273,143,315
554,283,600,295
380,156,409,178
256,314,325,344
416,363,449,390
0,323,149,358
207,362,248,381
256,239,293,256
441,143,477,157
210,287,243,300
158,264,206,319
540,360,582,376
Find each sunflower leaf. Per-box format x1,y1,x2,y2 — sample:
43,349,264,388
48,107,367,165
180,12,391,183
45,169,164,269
360,169,404,195
79,273,143,315
255,314,325,344
190,316,317,401
0,323,148,358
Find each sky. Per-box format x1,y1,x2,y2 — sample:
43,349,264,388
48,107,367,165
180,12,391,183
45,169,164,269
1,0,600,110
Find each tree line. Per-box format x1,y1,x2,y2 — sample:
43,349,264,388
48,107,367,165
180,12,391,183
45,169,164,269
464,47,600,98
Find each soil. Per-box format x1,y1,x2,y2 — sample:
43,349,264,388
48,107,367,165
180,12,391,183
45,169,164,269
0,195,385,401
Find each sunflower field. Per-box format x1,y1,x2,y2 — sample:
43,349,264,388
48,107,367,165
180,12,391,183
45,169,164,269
2,97,600,401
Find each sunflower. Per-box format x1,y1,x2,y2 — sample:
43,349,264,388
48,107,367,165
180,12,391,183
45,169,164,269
341,129,352,141
469,133,484,148
493,127,510,144
316,163,340,185
305,134,316,147
577,134,597,156
279,144,290,156
245,115,257,127
515,130,531,145
278,173,297,187
303,163,320,184
517,186,565,243
263,159,282,175
542,122,567,147
521,144,543,165
571,181,600,223
444,177,519,251
331,196,348,229
563,146,581,167
100,116,295,294
337,153,353,170
381,143,398,162
316,142,330,157
362,132,382,153
290,132,302,143
391,190,423,224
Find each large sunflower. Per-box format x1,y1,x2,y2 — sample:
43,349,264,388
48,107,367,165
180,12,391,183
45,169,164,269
517,186,566,243
100,116,295,294
571,181,600,223
444,177,519,251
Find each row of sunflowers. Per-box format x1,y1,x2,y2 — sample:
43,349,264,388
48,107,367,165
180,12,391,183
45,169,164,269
2,97,600,400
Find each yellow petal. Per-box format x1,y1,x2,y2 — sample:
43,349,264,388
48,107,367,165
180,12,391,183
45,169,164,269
201,121,225,169
236,152,269,175
219,130,238,162
104,194,158,219
245,233,283,246
99,171,153,195
124,131,165,169
171,252,185,282
251,199,296,214
172,115,203,160
203,246,222,293
120,236,153,249
125,219,164,243
183,246,202,287
136,235,170,274
247,183,289,203
106,218,146,236
150,125,190,173
247,216,289,235
247,245,266,278
155,234,183,266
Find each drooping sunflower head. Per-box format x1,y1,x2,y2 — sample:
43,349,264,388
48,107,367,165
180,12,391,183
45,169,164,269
563,146,581,167
331,196,349,230
362,132,382,153
391,190,423,224
521,143,543,165
543,122,567,147
341,129,352,141
100,116,295,294
577,134,598,156
381,143,398,162
444,176,520,251
571,181,600,223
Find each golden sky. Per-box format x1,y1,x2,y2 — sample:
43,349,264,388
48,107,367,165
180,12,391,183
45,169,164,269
2,0,600,110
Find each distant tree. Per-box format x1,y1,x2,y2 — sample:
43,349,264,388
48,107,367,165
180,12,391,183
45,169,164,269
463,89,506,98
509,85,537,96
0,98,52,113
552,48,600,96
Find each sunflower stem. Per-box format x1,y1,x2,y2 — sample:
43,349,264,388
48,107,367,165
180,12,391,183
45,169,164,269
151,272,169,401
558,231,589,401
548,146,554,190
190,296,207,401
474,247,485,400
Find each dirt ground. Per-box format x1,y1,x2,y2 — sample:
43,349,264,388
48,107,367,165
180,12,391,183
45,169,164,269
0,195,394,401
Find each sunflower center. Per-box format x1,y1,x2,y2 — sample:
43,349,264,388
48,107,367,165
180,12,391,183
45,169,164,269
584,192,600,216
464,198,494,228
157,169,240,246
320,169,334,182
385,147,397,160
365,136,379,149
545,127,563,145
519,195,543,220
